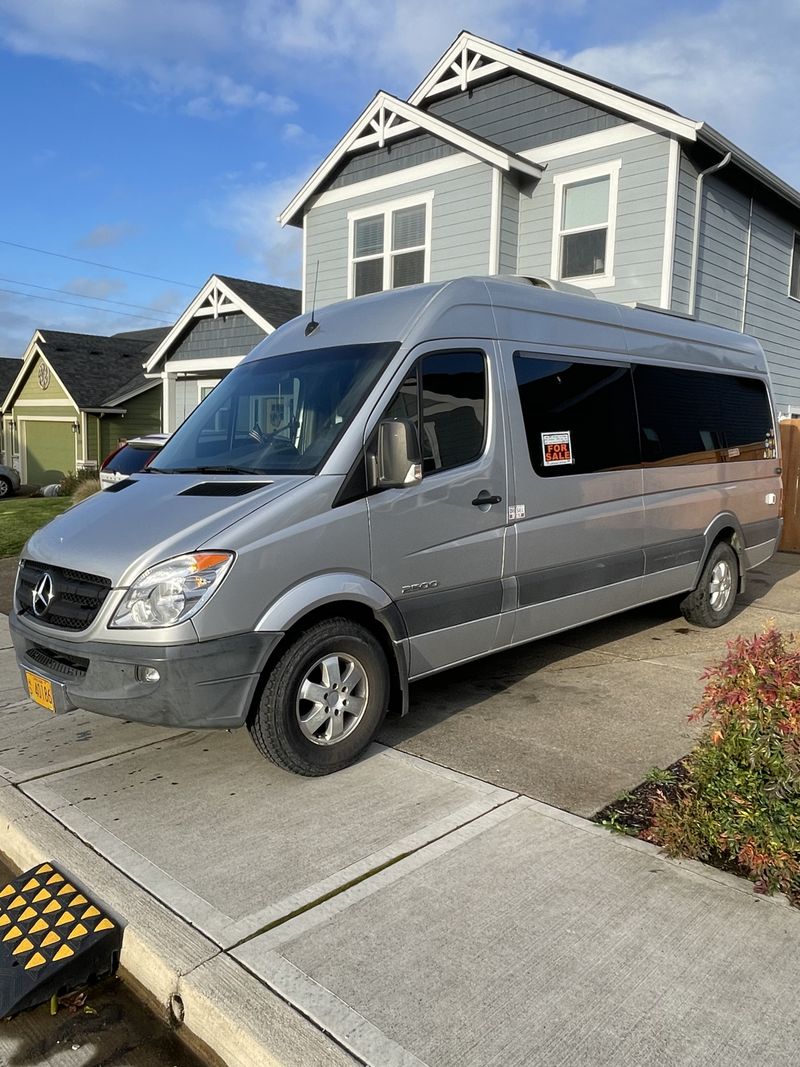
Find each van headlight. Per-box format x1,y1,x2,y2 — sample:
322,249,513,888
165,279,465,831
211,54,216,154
110,552,234,628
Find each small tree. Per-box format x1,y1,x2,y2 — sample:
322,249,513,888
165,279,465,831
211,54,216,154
649,629,800,902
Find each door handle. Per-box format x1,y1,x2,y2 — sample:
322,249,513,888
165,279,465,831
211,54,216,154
472,491,502,507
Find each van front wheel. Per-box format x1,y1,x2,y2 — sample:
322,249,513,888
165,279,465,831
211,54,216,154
248,618,389,775
680,541,739,628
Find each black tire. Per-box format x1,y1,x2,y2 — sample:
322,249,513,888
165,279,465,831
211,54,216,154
247,617,389,776
680,541,739,628
0,477,12,499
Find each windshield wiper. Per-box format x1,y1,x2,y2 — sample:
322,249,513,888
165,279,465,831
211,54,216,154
152,465,270,475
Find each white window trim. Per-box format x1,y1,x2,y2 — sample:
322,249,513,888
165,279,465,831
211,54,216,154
196,378,221,404
347,191,434,299
789,231,800,302
550,160,621,290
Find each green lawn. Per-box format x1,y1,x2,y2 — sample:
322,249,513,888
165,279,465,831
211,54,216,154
0,497,72,558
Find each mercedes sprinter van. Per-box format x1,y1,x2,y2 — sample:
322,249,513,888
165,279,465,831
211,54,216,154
10,277,782,775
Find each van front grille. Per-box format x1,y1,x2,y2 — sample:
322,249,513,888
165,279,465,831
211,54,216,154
17,559,112,632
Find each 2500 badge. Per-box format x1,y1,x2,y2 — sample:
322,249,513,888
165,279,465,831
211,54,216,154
401,581,439,595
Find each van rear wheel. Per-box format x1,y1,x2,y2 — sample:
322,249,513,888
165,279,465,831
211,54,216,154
247,618,389,776
680,541,739,628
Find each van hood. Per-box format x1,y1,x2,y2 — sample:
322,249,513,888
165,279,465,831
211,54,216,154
24,473,310,586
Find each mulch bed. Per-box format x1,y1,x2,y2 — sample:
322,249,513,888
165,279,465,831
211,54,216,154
592,759,690,836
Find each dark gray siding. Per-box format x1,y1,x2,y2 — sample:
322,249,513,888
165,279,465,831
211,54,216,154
331,135,457,189
428,74,625,155
165,312,266,366
518,133,670,305
499,177,520,274
328,74,625,189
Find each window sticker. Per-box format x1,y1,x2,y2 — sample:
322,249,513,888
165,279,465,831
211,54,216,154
542,431,573,467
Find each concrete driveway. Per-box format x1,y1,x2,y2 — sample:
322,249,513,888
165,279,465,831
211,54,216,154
380,553,800,814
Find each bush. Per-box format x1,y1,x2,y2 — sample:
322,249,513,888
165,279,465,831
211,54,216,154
58,468,98,496
648,628,800,902
72,478,101,503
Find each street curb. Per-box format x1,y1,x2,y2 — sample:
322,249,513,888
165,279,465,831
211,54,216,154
0,781,355,1066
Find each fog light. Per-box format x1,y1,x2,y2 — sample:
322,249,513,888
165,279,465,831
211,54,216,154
136,666,160,683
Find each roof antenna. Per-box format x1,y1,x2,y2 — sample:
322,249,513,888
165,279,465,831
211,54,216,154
304,260,320,336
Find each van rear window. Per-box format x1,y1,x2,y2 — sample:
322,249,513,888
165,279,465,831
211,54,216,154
634,365,775,465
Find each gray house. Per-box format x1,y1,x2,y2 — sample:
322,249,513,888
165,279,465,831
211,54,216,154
145,274,301,431
280,31,800,415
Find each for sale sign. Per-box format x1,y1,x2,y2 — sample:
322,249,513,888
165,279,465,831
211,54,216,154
542,431,573,467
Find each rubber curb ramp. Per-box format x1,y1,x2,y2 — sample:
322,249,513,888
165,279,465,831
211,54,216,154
0,862,122,1018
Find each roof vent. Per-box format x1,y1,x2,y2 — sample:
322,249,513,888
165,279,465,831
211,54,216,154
511,276,598,298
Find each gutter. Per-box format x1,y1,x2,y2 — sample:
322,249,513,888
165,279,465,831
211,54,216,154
688,150,732,317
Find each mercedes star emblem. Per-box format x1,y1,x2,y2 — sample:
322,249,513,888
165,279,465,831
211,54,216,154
32,573,54,617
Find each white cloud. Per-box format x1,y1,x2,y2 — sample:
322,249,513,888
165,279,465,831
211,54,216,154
62,276,127,298
77,223,135,249
566,0,800,187
217,170,307,285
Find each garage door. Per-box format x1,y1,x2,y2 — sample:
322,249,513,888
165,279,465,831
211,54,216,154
24,422,74,486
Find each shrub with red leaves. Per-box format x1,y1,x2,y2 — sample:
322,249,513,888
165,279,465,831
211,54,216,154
648,628,800,902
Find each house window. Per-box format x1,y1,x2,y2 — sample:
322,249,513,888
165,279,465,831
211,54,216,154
349,194,433,299
790,233,800,300
551,162,620,288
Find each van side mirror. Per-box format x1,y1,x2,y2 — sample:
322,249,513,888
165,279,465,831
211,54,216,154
374,418,422,489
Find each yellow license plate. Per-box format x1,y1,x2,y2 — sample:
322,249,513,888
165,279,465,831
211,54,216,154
25,671,55,713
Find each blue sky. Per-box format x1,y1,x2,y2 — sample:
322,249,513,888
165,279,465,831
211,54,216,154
0,0,797,356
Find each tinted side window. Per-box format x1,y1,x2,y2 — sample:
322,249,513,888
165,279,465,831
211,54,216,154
513,354,640,476
634,365,775,465
420,352,486,473
383,352,487,474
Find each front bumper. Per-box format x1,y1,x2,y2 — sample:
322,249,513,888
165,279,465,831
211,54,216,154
9,610,283,729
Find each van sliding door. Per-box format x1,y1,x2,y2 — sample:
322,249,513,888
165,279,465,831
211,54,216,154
502,348,645,643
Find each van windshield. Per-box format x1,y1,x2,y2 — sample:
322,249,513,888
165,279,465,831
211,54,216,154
152,343,398,476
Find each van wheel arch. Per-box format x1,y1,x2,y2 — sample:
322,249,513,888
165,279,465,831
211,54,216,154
699,517,747,595
249,601,408,731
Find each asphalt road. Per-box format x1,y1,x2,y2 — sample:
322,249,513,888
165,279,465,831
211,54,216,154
0,857,210,1067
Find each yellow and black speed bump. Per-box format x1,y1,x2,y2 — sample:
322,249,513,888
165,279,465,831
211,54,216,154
0,862,122,1018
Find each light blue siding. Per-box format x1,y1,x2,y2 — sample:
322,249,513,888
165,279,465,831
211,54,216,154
499,177,520,274
744,202,800,412
517,133,671,305
676,166,800,411
671,151,697,313
305,164,494,307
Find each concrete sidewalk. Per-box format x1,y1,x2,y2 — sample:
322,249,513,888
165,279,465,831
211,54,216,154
1,558,800,1064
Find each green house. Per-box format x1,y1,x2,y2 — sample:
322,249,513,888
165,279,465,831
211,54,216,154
0,328,167,486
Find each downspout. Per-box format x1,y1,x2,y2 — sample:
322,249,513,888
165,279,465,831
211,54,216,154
688,150,732,316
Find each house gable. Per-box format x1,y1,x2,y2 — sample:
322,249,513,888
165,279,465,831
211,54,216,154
145,275,300,374
279,91,543,227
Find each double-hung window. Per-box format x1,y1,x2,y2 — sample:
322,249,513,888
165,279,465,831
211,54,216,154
552,161,620,288
349,194,432,298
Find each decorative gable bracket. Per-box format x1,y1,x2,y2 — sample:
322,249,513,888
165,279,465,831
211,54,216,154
424,41,507,100
195,281,239,320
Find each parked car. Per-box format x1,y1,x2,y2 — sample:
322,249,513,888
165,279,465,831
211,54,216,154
0,464,21,498
9,277,782,778
99,434,170,489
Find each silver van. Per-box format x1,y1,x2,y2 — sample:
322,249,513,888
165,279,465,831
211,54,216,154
10,277,782,775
